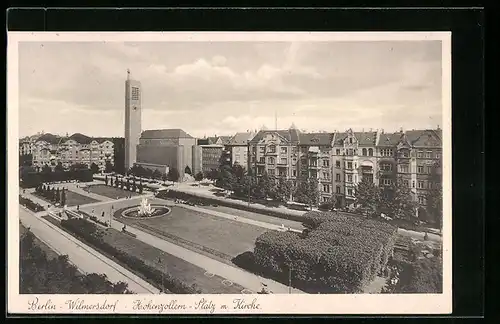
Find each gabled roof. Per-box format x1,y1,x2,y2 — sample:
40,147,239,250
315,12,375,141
354,132,378,146
228,132,255,146
141,129,193,139
405,129,442,147
217,136,232,145
377,132,402,147
249,129,301,145
36,133,61,145
298,132,333,146
69,133,92,144
93,137,114,144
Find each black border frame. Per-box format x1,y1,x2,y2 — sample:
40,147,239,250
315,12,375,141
5,7,486,320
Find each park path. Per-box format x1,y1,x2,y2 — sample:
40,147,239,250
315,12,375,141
18,207,159,294
108,218,304,294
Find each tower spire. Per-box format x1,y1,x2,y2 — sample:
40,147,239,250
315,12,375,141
127,68,130,80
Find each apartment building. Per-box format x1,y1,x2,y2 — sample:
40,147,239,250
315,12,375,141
248,127,301,179
192,144,225,175
32,133,115,172
225,131,256,169
297,132,334,203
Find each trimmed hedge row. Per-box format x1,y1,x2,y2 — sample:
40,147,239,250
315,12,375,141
157,189,307,223
253,211,398,293
60,218,201,294
78,211,110,228
19,195,46,212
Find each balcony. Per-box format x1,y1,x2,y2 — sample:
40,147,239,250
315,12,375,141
308,164,320,169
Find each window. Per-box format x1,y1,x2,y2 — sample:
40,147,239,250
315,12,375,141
347,189,353,196
131,87,140,101
336,186,341,194
418,196,426,204
268,169,275,176
362,148,367,156
382,179,392,186
403,180,409,187
381,163,392,171
292,158,297,165
292,170,297,177
417,166,424,173
412,181,416,188
336,149,341,155
268,145,276,153
418,181,424,189
399,164,409,173
336,160,341,168
347,162,353,169
310,159,317,167
347,174,353,182
426,166,433,174
322,197,329,203
336,174,341,181
417,151,423,158
292,147,298,154
400,150,410,158
349,138,353,144
347,149,353,156
435,152,441,159
322,172,329,179
259,157,265,163
425,151,432,158
380,148,393,157
427,181,433,189
323,185,330,193
280,158,287,165
323,159,329,167
281,147,287,154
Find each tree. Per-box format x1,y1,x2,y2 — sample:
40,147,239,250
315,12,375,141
61,188,66,206
54,162,64,172
354,179,383,217
110,177,114,187
184,166,192,175
90,163,99,174
138,182,143,194
194,171,204,182
273,176,293,203
105,175,109,186
71,163,89,171
126,178,131,191
167,167,180,183
382,179,418,220
104,160,113,173
55,188,60,203
207,168,219,181
215,165,237,192
294,177,320,210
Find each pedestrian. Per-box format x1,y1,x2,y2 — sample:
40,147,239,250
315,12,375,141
77,205,80,211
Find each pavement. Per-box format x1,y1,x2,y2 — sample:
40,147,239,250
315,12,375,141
18,207,159,294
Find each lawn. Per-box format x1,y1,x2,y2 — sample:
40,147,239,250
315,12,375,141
115,204,267,259
101,230,247,294
20,223,60,260
199,205,305,230
34,190,99,207
84,184,141,200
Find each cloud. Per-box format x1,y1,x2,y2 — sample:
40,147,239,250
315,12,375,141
17,40,444,138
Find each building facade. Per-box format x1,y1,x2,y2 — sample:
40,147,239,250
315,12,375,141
135,129,197,180
226,132,255,169
124,71,142,171
192,144,224,175
31,133,115,172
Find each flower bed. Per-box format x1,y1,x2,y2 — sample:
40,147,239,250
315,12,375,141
19,195,45,212
252,211,398,293
78,210,109,228
60,218,201,294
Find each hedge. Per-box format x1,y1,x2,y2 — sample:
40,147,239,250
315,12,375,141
387,255,443,293
21,169,93,188
253,211,398,293
60,218,201,294
19,195,46,212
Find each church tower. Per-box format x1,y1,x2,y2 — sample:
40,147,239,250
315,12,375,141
124,69,142,171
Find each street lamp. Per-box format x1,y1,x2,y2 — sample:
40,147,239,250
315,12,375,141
110,205,114,227
157,256,166,293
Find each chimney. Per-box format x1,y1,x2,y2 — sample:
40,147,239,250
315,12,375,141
400,127,404,133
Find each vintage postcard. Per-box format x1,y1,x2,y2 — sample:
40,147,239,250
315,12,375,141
8,32,452,314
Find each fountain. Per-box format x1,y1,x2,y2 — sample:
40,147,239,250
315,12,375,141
138,198,155,217
120,197,171,219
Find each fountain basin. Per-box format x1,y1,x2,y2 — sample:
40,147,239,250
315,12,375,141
121,205,171,219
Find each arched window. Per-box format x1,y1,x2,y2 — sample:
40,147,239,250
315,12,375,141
362,148,367,156
368,148,373,156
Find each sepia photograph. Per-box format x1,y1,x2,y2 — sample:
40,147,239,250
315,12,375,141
8,32,452,314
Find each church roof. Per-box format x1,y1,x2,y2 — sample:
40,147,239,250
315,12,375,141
141,129,194,139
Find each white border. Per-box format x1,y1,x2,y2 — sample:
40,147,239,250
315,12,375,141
7,32,452,315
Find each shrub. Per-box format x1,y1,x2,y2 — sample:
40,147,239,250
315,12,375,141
388,255,443,293
60,218,200,294
19,195,46,212
252,211,398,293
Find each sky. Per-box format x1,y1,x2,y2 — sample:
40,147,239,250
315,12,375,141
18,40,443,138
